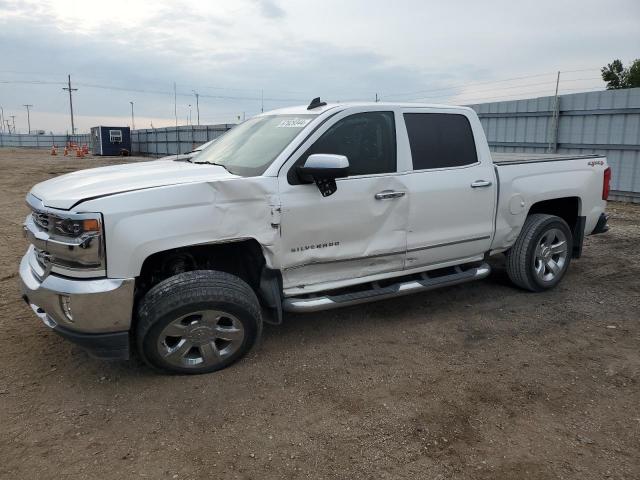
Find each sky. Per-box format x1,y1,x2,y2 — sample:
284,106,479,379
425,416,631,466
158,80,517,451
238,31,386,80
0,0,639,133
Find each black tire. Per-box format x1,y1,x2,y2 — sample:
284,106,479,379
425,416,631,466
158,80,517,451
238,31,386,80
136,270,262,374
506,214,573,292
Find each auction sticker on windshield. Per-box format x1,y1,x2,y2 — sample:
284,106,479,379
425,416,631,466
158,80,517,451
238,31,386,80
277,118,312,128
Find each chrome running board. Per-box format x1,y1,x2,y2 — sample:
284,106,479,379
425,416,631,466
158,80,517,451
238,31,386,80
283,262,491,313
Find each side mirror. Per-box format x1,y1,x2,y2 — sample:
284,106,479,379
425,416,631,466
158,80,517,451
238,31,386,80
297,154,349,197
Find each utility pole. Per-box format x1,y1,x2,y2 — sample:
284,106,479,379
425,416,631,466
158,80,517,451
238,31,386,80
375,93,379,102
548,71,561,153
62,74,78,134
129,101,135,130
173,82,179,155
173,82,177,128
10,115,16,134
192,91,200,125
0,105,5,133
188,104,192,125
23,104,33,133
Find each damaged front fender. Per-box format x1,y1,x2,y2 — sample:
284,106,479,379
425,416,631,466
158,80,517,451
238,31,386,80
78,177,281,278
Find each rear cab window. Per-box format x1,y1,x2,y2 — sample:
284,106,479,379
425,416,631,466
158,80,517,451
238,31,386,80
403,113,478,170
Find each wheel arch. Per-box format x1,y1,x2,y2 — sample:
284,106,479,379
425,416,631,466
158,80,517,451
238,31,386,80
526,196,584,258
135,239,283,314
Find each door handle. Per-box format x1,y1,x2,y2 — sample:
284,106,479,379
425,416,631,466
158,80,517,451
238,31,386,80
375,190,406,200
470,180,492,188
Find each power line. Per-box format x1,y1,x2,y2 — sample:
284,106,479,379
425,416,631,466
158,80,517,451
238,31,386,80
0,72,605,107
0,79,66,85
382,72,558,99
410,79,604,103
426,76,602,100
70,81,307,103
382,72,603,101
450,85,607,105
0,76,310,103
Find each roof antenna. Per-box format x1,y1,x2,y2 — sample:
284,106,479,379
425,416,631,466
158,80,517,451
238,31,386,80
307,97,327,110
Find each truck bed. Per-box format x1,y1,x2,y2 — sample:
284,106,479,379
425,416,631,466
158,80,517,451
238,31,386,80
492,152,601,166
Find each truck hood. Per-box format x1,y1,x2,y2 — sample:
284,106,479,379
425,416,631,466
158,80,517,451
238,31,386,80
31,160,235,210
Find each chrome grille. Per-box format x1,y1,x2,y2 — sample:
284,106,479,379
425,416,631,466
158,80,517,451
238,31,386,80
32,211,52,231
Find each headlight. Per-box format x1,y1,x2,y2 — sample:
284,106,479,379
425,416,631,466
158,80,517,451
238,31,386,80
26,194,106,277
54,217,101,237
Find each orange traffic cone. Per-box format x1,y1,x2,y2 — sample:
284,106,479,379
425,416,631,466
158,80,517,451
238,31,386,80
63,146,69,156
82,144,89,155
76,148,84,158
51,145,57,156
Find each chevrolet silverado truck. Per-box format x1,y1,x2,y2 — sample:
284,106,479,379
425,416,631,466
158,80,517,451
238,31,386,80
19,98,611,374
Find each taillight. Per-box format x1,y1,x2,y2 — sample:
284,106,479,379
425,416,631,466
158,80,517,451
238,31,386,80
602,167,611,200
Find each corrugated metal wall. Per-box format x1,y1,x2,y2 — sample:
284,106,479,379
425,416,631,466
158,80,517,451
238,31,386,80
0,125,234,157
469,87,640,202
131,124,234,156
0,133,92,149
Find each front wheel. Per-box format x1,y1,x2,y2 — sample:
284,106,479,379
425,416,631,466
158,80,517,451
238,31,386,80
506,214,573,292
136,270,262,374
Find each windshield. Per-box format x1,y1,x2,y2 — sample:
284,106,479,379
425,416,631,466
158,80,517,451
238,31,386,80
194,114,318,176
193,139,216,153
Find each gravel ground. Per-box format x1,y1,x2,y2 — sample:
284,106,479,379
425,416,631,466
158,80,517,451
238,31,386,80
0,148,638,480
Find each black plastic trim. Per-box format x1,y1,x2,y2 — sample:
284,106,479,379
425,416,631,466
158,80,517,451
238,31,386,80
407,235,491,253
591,213,609,235
493,154,600,166
52,325,130,360
258,268,284,325
572,216,586,258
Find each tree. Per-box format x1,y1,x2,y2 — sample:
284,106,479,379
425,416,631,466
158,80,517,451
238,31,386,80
601,59,640,89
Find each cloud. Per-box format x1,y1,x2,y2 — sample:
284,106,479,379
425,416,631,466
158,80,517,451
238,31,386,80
256,0,285,19
0,0,638,132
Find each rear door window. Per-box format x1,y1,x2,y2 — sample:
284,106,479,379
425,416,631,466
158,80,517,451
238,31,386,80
403,113,477,170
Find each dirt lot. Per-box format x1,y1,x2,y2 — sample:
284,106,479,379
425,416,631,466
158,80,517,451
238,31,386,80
0,148,638,480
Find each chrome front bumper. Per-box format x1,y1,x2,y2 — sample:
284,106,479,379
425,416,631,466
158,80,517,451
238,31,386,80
19,246,135,358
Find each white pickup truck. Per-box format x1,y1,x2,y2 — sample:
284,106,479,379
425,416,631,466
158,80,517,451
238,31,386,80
19,99,611,374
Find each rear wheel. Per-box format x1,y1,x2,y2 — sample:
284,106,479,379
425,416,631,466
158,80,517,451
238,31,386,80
506,214,572,292
136,270,262,374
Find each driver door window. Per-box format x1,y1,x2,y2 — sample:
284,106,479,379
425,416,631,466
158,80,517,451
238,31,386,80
289,111,396,183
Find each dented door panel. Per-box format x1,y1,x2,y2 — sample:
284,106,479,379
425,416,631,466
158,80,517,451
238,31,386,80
278,174,409,289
